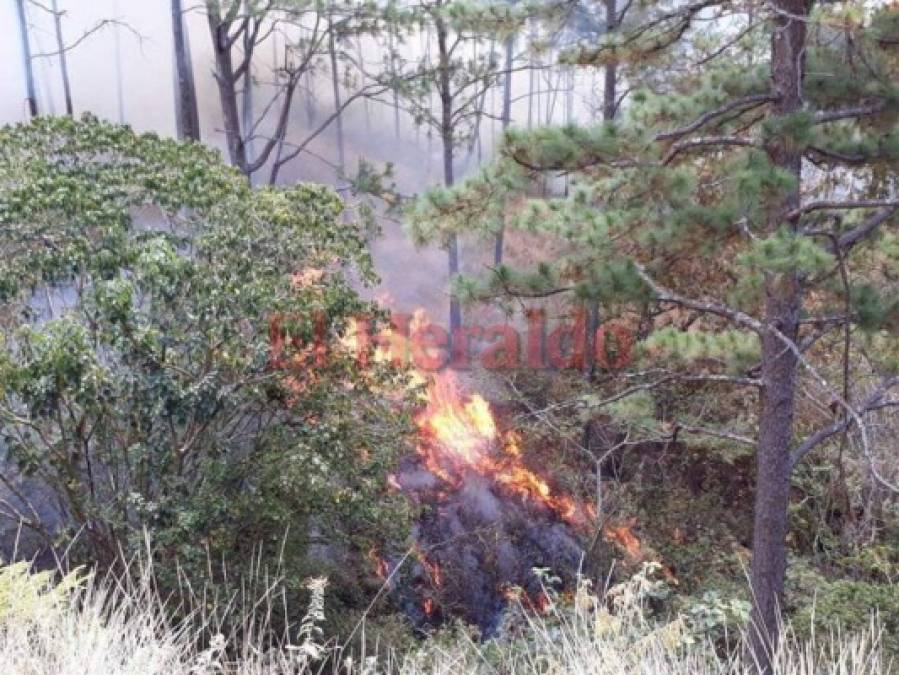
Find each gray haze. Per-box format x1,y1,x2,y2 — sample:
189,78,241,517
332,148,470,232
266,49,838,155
2,0,599,327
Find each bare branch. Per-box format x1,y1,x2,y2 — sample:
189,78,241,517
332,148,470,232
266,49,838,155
676,424,756,446
791,376,899,468
31,19,144,59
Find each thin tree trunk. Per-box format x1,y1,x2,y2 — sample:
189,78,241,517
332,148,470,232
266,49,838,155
527,23,535,128
602,0,618,123
303,71,316,125
494,35,514,265
328,3,346,176
112,0,126,122
356,36,371,132
172,0,201,140
747,0,809,671
242,66,255,177
51,0,73,116
587,0,618,377
387,22,401,140
436,13,461,336
15,0,38,118
207,9,248,173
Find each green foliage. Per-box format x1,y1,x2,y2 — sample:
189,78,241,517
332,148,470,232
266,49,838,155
644,327,760,373
681,591,751,645
0,116,414,609
738,228,835,275
603,390,661,436
788,562,899,657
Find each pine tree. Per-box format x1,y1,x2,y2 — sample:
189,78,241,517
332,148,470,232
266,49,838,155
386,0,525,334
410,2,899,670
172,0,201,140
14,0,38,118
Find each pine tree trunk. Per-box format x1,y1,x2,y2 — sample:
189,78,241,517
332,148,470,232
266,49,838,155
587,0,618,377
436,12,461,336
527,23,535,129
747,0,809,671
112,0,126,122
51,0,73,116
328,3,346,175
15,0,38,118
388,23,401,140
602,0,617,122
494,35,514,265
172,0,201,140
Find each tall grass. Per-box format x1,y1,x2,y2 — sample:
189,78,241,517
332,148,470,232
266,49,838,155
0,557,891,674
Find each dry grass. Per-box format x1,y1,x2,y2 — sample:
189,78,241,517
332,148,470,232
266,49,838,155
0,557,891,674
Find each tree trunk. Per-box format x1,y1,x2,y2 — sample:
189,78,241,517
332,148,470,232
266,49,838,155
15,0,38,118
436,13,461,336
747,0,809,671
51,0,73,116
327,4,346,176
494,35,514,265
587,0,618,377
242,66,255,177
388,23,401,140
172,0,201,140
602,0,618,122
527,23,535,128
206,6,248,173
112,0,126,122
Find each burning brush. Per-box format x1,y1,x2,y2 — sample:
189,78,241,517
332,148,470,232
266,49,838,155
381,371,593,635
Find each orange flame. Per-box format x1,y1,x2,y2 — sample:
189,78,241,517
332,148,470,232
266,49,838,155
413,544,444,588
603,521,643,561
501,585,551,614
415,372,590,527
368,548,389,581
601,519,679,584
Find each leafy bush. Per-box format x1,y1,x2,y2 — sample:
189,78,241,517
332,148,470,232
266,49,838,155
0,116,415,610
787,560,899,658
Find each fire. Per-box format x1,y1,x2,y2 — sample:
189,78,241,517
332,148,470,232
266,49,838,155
413,544,444,588
415,372,591,527
601,518,679,584
603,521,643,561
501,585,551,614
368,548,389,581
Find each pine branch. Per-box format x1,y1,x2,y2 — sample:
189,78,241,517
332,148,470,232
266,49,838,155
661,135,759,164
676,424,756,447
633,263,765,334
789,199,899,220
656,93,776,141
812,101,888,124
805,145,870,165
802,204,899,254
